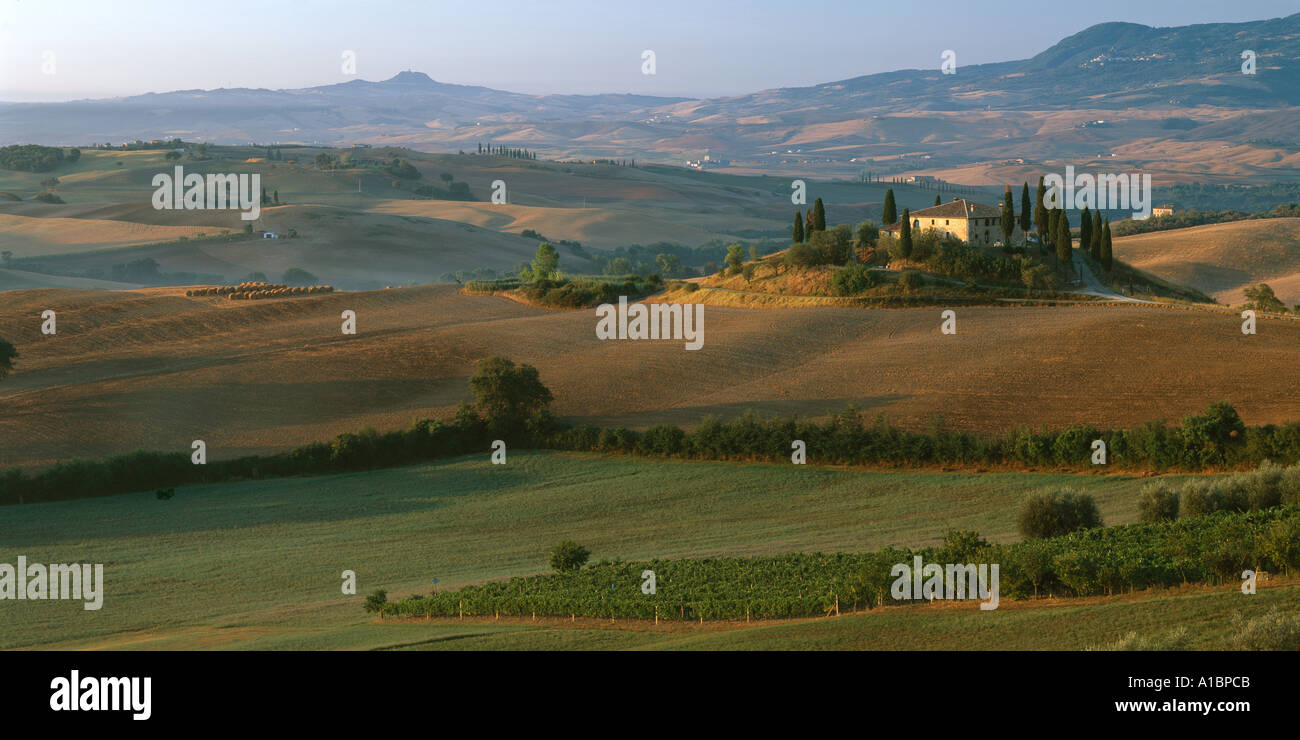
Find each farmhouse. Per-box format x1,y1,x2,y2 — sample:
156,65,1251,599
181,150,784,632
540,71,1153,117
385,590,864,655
883,198,1019,246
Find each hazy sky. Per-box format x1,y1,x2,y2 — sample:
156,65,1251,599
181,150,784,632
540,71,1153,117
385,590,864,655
1,0,1296,102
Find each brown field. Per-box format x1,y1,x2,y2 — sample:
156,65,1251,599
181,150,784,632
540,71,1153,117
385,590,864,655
1112,218,1300,306
3,284,1300,469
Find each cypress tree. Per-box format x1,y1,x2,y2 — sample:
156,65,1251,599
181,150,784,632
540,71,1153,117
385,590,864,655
1091,210,1104,261
899,208,913,259
1034,176,1048,245
882,189,897,225
1001,187,1015,245
1056,210,1072,266
934,194,941,206
812,197,826,232
805,209,815,238
1101,219,1114,271
793,211,805,244
1079,206,1092,260
1019,182,1031,234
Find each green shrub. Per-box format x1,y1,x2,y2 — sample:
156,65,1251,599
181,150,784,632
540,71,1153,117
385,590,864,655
1228,608,1300,650
1105,626,1193,651
1137,482,1180,522
363,589,387,613
830,264,880,296
898,270,924,292
1017,488,1103,539
549,540,590,572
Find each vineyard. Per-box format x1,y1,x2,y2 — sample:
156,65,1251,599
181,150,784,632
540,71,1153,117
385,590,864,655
185,282,335,300
376,506,1300,622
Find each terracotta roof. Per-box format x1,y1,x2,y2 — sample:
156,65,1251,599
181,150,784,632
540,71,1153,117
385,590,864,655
907,199,1002,220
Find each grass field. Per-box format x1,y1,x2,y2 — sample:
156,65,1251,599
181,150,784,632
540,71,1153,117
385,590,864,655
0,450,1255,650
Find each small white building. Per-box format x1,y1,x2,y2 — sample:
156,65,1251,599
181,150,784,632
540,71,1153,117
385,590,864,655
262,232,279,239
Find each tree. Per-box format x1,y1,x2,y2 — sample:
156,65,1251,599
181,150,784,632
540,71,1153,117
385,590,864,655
1018,489,1103,539
1243,283,1286,313
440,172,454,184
1079,206,1092,259
1101,218,1114,272
1019,182,1032,234
468,356,554,424
724,243,745,275
363,589,388,613
855,220,879,261
273,189,279,205
805,209,815,238
934,194,941,206
654,253,682,277
882,189,898,225
281,267,319,285
812,197,826,232
1033,177,1048,245
0,337,16,380
1091,210,1103,261
1001,187,1015,245
530,242,559,280
1055,210,1072,266
549,540,590,572
898,208,913,259
792,211,804,243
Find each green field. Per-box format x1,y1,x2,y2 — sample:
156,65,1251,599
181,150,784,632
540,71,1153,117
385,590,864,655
1,451,1288,650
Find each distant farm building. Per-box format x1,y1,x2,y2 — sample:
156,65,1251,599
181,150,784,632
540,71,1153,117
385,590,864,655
1152,205,1176,218
262,231,279,239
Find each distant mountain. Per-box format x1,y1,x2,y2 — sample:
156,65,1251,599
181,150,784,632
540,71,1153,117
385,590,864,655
2,14,1298,183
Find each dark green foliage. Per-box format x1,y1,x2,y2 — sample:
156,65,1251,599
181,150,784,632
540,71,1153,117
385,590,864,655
1243,283,1287,313
882,189,897,225
1019,183,1032,234
792,211,804,243
1017,488,1103,539
1101,219,1113,271
1137,482,1180,522
0,337,16,380
899,269,923,292
0,144,65,172
281,267,319,286
812,198,826,232
469,356,554,433
377,508,1300,620
363,589,388,613
549,540,590,572
898,208,912,258
831,264,880,295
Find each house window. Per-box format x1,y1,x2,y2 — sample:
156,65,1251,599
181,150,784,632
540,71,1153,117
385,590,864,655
945,219,949,225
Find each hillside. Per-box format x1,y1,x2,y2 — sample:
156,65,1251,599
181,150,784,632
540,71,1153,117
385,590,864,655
0,145,956,288
4,283,1300,469
3,16,1298,183
1112,218,1300,306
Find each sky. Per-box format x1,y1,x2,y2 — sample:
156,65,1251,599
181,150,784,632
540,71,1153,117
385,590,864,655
0,0,1296,102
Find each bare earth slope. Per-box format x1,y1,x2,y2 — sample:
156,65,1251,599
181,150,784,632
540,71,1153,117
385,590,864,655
3,285,1299,468
1112,218,1300,306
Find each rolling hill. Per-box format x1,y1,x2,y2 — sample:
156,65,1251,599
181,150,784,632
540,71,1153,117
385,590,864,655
1112,218,1300,306
3,283,1300,469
